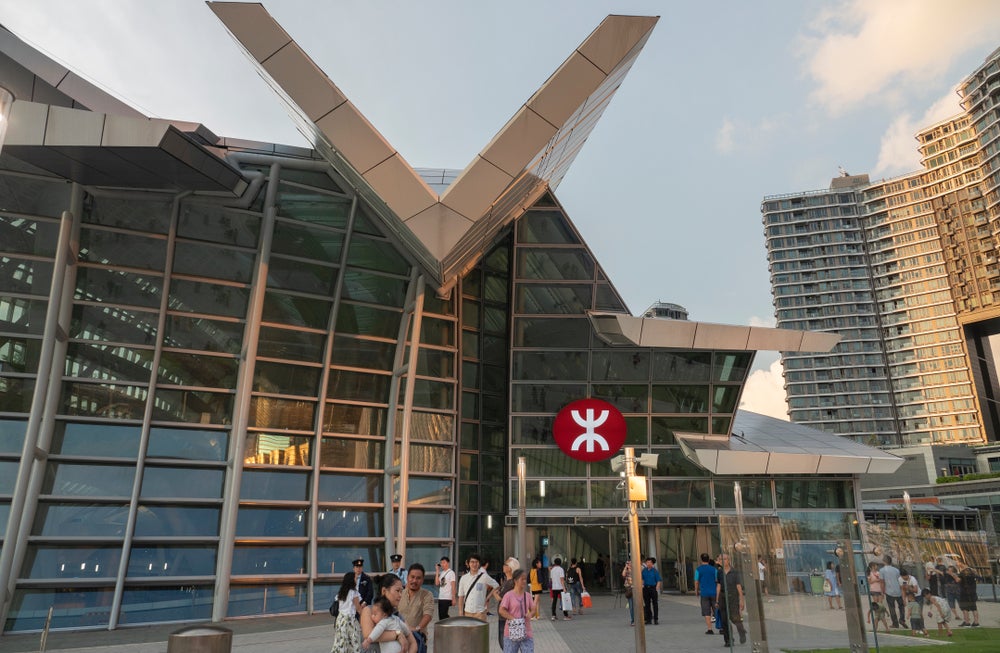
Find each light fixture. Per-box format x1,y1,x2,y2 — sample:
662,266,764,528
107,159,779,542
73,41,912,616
487,515,493,529
539,480,546,497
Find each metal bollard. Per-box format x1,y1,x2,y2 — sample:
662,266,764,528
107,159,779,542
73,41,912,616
167,625,233,653
433,616,488,653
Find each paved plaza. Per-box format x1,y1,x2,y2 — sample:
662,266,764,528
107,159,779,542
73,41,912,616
3,591,998,653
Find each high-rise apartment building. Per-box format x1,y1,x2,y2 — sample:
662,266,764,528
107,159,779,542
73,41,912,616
763,47,1000,450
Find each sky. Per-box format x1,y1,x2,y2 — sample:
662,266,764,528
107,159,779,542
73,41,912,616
4,0,1000,419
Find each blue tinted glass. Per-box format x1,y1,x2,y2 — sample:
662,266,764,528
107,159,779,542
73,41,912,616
32,503,128,536
0,461,17,493
42,463,135,497
316,546,384,576
227,583,308,616
0,504,8,532
127,546,217,577
236,507,308,537
405,511,449,538
317,473,382,502
407,478,451,504
240,470,309,501
141,467,224,499
231,546,305,575
7,588,113,631
120,586,214,625
316,508,383,537
24,545,121,579
0,419,26,454
134,505,220,537
50,422,141,458
146,427,228,461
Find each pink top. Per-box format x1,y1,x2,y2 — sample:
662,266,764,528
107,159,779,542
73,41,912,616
867,570,883,594
499,591,535,639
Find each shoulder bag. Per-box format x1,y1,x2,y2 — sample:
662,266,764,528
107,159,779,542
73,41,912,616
507,594,528,642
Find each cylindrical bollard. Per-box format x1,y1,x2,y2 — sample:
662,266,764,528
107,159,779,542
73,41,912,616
433,616,488,653
167,625,233,653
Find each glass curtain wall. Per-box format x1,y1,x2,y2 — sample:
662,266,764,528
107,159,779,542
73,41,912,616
0,158,457,632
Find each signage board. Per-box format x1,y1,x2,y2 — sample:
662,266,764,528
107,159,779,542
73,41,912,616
552,398,626,462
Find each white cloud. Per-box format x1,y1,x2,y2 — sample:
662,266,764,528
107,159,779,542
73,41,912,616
873,87,965,176
748,315,776,328
801,0,1000,114
739,358,789,421
715,118,736,154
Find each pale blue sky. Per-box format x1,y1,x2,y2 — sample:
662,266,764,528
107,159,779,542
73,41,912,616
4,0,1000,416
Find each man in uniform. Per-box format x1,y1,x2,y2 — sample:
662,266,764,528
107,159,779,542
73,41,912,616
353,558,374,606
399,563,434,653
389,553,406,582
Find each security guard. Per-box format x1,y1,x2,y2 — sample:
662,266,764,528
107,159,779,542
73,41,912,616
390,553,407,582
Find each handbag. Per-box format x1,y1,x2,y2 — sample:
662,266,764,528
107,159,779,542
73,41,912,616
823,578,832,593
560,589,573,612
581,591,592,608
507,594,528,642
624,587,633,599
329,598,339,617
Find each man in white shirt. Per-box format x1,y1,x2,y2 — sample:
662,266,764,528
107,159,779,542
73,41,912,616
549,557,570,620
434,556,457,620
457,554,499,622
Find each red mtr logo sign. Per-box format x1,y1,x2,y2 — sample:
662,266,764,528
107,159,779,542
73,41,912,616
552,398,626,463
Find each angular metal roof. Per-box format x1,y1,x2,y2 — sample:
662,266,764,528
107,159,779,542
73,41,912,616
209,2,657,287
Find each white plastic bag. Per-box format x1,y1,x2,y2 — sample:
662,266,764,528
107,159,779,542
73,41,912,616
560,590,573,612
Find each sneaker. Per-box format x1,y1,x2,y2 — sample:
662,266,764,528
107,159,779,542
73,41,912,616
961,621,970,626
722,642,731,647
551,616,556,621
563,616,572,620
706,629,714,635
972,623,980,627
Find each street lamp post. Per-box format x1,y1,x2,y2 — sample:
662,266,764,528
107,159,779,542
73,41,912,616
624,447,646,653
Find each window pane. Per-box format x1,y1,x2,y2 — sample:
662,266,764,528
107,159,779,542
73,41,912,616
330,336,396,370
322,404,387,436
120,586,214,625
50,422,141,458
64,342,155,384
650,385,709,413
0,214,61,255
245,434,312,466
253,361,320,397
407,444,453,473
79,229,166,270
516,210,581,244
173,241,254,283
651,352,712,382
7,588,114,631
714,480,773,509
154,388,234,424
163,315,244,354
513,351,588,381
347,236,409,275
651,480,710,508
75,266,162,308
0,376,35,411
327,369,390,403
712,386,740,413
714,352,752,382
227,583,307,616
512,384,586,413
421,317,455,347
41,463,135,497
236,507,308,537
266,256,337,295
279,169,344,194
0,418,26,454
319,438,382,468
591,384,647,413
23,544,121,579
158,351,239,389
342,269,407,305
271,221,343,261
513,317,590,348
169,279,249,318
316,509,383,537
147,427,228,461
31,503,128,536
179,201,260,247
261,291,330,329
316,546,384,576
231,546,305,575
406,511,450,538
247,397,315,430
86,196,171,234
590,480,623,509
511,416,552,445
317,473,382,503
127,546,217,577
335,303,401,337
0,336,43,374
406,411,454,441
134,505,220,537
69,304,158,344
141,467,224,498
591,351,649,382
652,416,706,442
406,478,452,505
277,191,351,228
258,326,326,362
513,448,588,477
410,379,454,410
240,470,309,501
521,479,586,509
517,248,594,280
515,284,591,314
415,348,454,378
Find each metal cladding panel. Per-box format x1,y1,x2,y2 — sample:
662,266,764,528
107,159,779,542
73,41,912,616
440,157,513,221
816,454,869,474
364,155,438,220
746,327,804,352
404,203,475,261
44,105,106,146
527,52,606,128
314,103,395,175
766,452,819,474
577,15,659,74
209,2,291,62
261,42,348,121
479,107,558,178
799,331,843,352
716,449,768,475
692,323,750,349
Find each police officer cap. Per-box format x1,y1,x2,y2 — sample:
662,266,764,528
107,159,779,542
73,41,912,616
352,558,364,567
390,554,402,562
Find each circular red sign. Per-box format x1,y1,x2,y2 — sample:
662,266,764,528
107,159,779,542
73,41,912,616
552,398,626,462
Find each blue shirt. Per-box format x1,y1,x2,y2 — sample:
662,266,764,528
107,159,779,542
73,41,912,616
696,563,718,597
641,566,661,587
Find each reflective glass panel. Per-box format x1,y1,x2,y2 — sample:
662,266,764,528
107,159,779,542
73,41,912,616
278,169,344,193
86,196,171,234
0,418,26,454
257,326,326,362
515,284,591,314
0,336,42,374
322,404,387,436
168,279,249,318
69,304,158,344
173,241,254,283
410,379,454,410
652,416,707,441
590,480,625,509
119,586,214,625
31,503,128,536
49,422,141,458
326,369,390,403
714,352,752,382
651,351,712,382
342,269,407,305
141,466,224,498
516,210,581,244
266,256,337,295
483,274,509,303
0,376,34,411
7,588,114,631
650,385,709,413
316,508,383,537
713,479,773,509
405,444,453,473
462,298,480,329
421,317,456,347
405,411,454,441
406,511,450,537
23,544,121,579
146,427,228,461
335,303,402,338
227,583,308,616
594,284,627,312
277,190,351,228
319,438,382,469
647,448,709,477
154,388,234,424
347,237,409,275
236,507,308,537
79,228,166,270
712,386,740,413
178,201,260,247
231,547,306,575
511,416,552,445
317,473,382,503
512,448,588,477
0,214,60,255
158,351,239,389
651,480,711,508
415,348,454,378
316,547,384,577
239,470,309,501
253,361,321,397
591,384,648,413
126,546,217,577
0,460,17,493
261,291,330,329
134,505,220,537
0,255,52,295
406,477,452,505
247,397,315,430
520,479,587,509
41,462,135,497
592,351,649,382
775,480,854,509
513,317,590,348
517,248,594,280
245,434,312,466
272,221,344,262
423,286,455,316
63,342,155,384
512,383,587,412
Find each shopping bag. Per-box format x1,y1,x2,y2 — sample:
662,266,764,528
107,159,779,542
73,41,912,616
561,590,573,612
581,591,592,608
